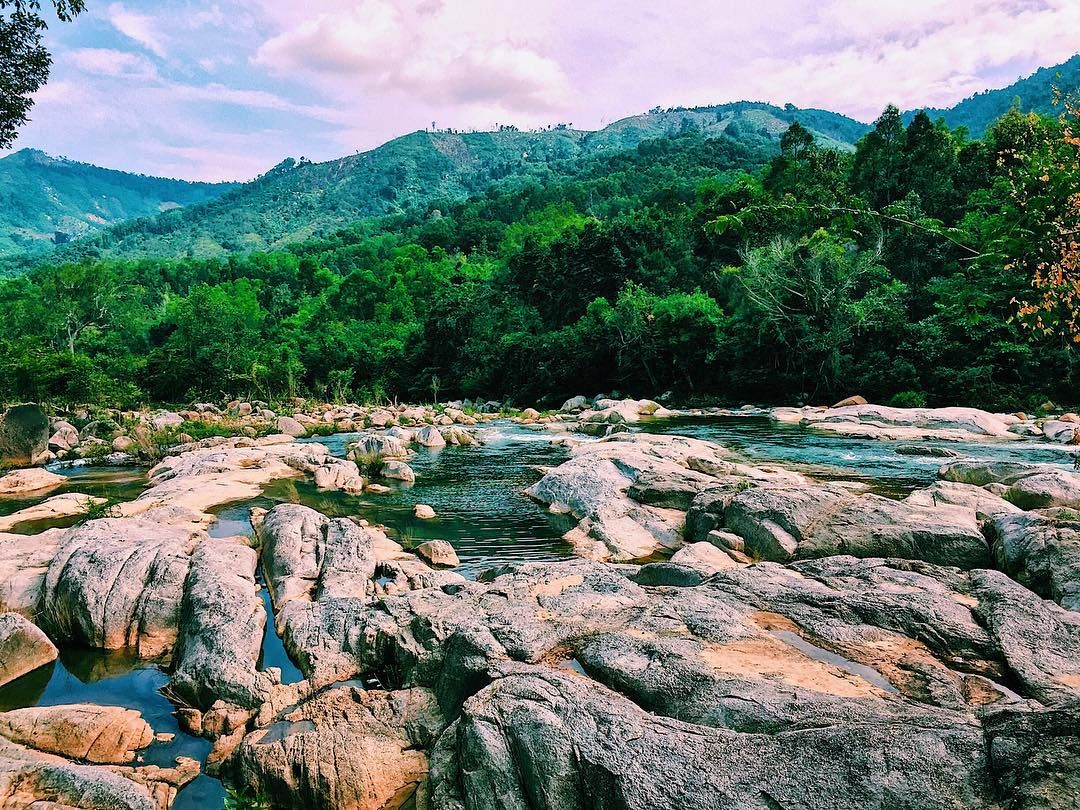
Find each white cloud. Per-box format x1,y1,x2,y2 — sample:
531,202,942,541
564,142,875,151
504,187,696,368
106,3,168,58
67,48,158,79
252,0,571,113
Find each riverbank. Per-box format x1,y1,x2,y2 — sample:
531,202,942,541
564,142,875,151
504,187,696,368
0,401,1077,808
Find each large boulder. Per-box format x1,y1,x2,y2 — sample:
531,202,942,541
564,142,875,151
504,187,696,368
415,540,458,568
40,518,200,656
904,480,1021,521
0,529,65,615
429,669,992,810
312,459,365,494
231,685,444,810
276,416,307,437
413,426,446,448
0,467,66,496
986,512,1080,611
380,460,416,483
983,702,1080,810
350,435,409,461
723,484,989,567
0,612,58,687
0,704,153,764
47,421,79,453
787,404,1018,442
170,539,278,710
0,404,50,467
1003,469,1080,510
257,505,376,613
940,461,1080,510
0,739,162,809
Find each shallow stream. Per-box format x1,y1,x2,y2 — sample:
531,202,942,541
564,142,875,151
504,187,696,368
2,415,1075,807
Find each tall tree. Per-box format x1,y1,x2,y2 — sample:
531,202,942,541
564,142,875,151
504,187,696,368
1,0,85,148
901,111,960,222
850,105,906,210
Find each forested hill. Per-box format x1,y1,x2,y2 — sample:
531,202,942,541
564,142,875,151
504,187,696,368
27,102,863,265
5,53,1078,269
906,54,1080,137
0,149,238,259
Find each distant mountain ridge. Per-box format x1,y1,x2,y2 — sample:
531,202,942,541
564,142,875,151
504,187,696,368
7,53,1079,267
36,101,862,263
0,148,239,258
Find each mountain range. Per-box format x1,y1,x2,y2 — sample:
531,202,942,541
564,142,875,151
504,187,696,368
0,149,238,259
3,53,1078,268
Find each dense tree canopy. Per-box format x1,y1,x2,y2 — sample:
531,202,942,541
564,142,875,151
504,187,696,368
0,103,1077,411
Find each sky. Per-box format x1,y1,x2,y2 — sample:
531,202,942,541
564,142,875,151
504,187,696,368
6,0,1080,182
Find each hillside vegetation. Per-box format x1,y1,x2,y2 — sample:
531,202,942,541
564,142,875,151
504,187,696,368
0,148,237,259
2,99,1078,412
909,54,1080,137
6,55,1077,271
28,102,866,265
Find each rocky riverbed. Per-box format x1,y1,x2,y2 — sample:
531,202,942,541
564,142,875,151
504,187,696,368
0,399,1077,809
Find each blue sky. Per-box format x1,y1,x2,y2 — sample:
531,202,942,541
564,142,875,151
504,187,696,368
8,0,1080,181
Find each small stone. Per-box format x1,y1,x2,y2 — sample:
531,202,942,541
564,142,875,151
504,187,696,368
414,504,437,519
416,539,459,567
832,395,868,408
276,416,307,437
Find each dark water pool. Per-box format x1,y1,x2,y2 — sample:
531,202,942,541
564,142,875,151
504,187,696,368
0,647,224,808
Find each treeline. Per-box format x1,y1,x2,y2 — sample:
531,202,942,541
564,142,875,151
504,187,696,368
1,105,1077,410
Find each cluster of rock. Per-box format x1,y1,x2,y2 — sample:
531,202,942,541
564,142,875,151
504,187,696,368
512,395,674,437
774,399,1080,444
345,424,480,486
1,399,501,469
3,409,1080,808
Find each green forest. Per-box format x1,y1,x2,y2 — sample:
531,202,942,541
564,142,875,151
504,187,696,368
2,102,1078,412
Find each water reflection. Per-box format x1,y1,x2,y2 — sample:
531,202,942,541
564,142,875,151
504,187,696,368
0,466,148,521
0,646,224,807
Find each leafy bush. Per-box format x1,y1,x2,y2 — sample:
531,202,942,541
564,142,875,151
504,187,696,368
887,391,927,409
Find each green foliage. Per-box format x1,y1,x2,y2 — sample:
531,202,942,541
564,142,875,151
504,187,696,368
223,786,270,810
0,1,85,149
887,390,928,408
0,98,1077,412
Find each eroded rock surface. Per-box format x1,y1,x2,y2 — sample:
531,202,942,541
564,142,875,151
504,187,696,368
40,518,199,656
232,685,444,810
0,612,57,687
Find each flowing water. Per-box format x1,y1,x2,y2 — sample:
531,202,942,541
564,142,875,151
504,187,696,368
3,416,1075,807
638,415,1076,497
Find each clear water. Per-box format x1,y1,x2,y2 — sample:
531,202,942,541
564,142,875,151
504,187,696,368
294,424,578,576
638,415,1076,497
0,647,224,808
0,466,148,530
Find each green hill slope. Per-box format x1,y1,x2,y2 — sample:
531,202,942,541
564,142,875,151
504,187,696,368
905,54,1080,137
0,149,238,258
42,103,863,263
